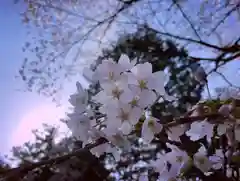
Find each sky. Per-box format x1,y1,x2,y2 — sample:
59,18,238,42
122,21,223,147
0,1,71,155
0,0,239,157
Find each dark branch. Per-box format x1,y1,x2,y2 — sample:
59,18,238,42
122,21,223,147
146,26,224,51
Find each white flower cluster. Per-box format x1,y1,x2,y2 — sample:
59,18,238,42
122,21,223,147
64,54,240,181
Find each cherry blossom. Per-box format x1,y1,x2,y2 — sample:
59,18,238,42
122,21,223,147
209,149,224,170
151,144,190,180
93,74,133,105
69,81,88,113
66,113,94,143
193,146,212,173
118,54,137,71
94,60,122,84
106,101,142,134
128,85,157,109
101,75,133,103
103,130,131,151
127,62,167,95
150,158,166,174
61,54,230,180
165,144,190,170
186,120,214,141
141,116,163,144
167,124,188,142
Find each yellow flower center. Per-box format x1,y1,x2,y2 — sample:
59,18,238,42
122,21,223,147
176,156,183,163
138,79,147,89
111,87,123,99
148,119,155,129
198,157,205,165
130,97,139,107
118,108,129,121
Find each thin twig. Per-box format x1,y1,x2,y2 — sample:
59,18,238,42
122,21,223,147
146,26,224,51
215,71,240,89
208,3,240,36
172,0,202,40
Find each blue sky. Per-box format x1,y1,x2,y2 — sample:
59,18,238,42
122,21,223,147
0,0,239,157
0,1,32,153
0,1,70,155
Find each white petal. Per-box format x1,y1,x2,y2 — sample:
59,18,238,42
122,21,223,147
120,87,135,103
138,89,157,108
106,119,122,136
108,132,131,151
121,121,133,135
139,175,148,181
131,62,152,79
96,60,122,82
129,107,142,125
118,54,133,71
168,124,187,142
92,90,109,103
108,147,121,161
152,121,163,134
147,71,166,94
141,121,154,144
150,158,166,173
90,143,108,157
125,72,138,85
129,84,142,94
194,155,212,173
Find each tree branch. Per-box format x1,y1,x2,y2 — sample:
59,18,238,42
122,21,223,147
1,138,108,180
215,71,240,89
209,2,240,36
146,26,224,51
172,0,202,41
164,113,222,128
1,112,227,180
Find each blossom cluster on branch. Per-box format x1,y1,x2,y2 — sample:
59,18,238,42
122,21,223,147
1,54,240,181
62,54,240,181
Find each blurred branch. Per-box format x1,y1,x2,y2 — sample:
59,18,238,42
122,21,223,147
1,138,108,181
27,0,98,21
1,112,228,180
